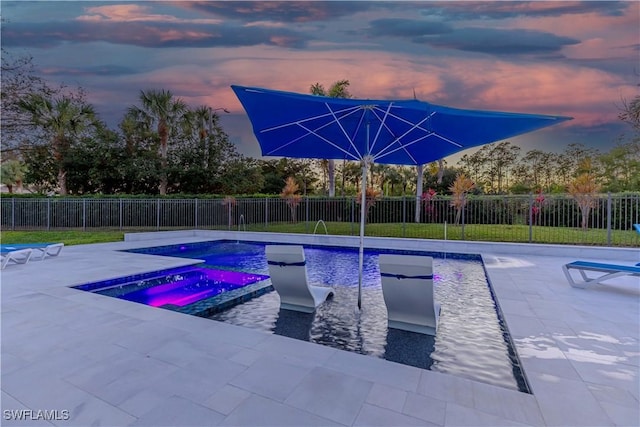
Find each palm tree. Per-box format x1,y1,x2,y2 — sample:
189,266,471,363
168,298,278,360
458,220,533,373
129,89,187,195
316,159,329,194
184,106,219,170
342,161,362,193
0,159,26,193
309,80,352,197
18,94,96,195
385,166,404,196
397,165,416,195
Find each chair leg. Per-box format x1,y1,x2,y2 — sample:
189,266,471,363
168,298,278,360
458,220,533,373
564,266,630,289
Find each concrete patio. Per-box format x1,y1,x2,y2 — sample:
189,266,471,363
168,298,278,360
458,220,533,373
1,231,638,426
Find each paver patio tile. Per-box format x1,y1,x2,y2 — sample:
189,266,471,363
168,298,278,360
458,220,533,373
354,403,436,426
221,394,343,426
285,366,373,425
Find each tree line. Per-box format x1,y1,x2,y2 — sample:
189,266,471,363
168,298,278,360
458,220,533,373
1,51,638,197
1,51,264,196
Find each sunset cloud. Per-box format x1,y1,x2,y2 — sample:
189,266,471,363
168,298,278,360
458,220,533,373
366,18,452,37
1,21,311,49
2,1,636,158
415,27,579,55
77,4,222,24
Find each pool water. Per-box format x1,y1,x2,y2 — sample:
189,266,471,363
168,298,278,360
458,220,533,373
126,241,528,393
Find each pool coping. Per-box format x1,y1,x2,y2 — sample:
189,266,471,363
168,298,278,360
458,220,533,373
124,229,640,262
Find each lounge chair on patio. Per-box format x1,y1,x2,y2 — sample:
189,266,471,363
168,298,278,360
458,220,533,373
379,254,440,335
1,248,33,270
0,243,64,261
265,245,334,313
562,261,640,289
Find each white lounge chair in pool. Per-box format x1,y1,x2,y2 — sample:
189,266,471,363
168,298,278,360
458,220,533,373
0,243,64,261
265,245,334,313
563,261,640,289
379,254,440,336
1,248,33,270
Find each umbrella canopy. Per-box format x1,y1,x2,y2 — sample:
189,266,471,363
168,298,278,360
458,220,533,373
232,84,571,308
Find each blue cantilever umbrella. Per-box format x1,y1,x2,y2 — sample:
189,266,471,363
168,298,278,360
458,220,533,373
232,85,571,308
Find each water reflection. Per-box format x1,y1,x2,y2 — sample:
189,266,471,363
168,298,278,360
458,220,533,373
210,252,526,392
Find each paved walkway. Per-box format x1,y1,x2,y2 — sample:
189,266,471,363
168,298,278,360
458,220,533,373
1,234,638,426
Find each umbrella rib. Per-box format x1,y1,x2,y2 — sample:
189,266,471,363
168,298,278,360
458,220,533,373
375,107,434,135
295,122,361,161
430,132,464,148
350,111,366,149
370,110,434,160
325,103,363,159
260,105,362,133
369,103,393,156
262,106,364,157
372,133,432,163
263,124,357,159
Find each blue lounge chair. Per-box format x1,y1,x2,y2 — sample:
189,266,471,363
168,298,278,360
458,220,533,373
1,248,33,269
0,243,64,261
563,261,640,289
634,224,640,234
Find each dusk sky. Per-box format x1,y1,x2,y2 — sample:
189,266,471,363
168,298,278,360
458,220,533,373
2,1,638,162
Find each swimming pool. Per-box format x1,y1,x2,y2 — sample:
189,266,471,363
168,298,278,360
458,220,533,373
81,240,528,393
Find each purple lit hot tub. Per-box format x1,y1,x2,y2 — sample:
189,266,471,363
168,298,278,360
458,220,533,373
75,266,269,309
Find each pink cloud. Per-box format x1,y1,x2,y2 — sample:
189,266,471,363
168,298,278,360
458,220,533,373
122,45,632,132
500,2,639,60
87,40,634,133
229,50,627,121
77,4,221,24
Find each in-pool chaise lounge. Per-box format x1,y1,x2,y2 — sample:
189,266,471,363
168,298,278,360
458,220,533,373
0,243,64,261
1,248,33,269
563,261,640,289
265,245,334,313
379,254,440,335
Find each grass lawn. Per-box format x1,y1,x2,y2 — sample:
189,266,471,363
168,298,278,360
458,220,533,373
1,230,126,246
1,223,637,247
247,222,639,247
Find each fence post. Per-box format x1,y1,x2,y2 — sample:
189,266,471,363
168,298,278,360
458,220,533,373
606,192,612,246
82,199,87,231
47,198,51,231
351,198,355,236
119,199,123,230
265,198,268,230
11,198,15,230
461,194,466,240
305,197,309,233
195,198,198,229
156,199,160,231
402,196,406,238
528,192,533,243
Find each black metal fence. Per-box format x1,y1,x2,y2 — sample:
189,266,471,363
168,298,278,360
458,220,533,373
1,194,639,247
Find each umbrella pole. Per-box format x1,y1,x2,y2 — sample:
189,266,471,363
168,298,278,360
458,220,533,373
358,158,368,310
